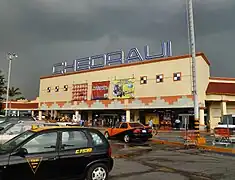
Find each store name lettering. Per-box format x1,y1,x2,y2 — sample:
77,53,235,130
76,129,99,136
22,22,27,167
52,41,172,74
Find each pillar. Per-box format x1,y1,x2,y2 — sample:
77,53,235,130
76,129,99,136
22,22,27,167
39,111,42,121
126,110,131,122
199,108,205,131
134,110,139,122
74,110,81,122
50,110,53,119
221,101,227,115
31,110,34,117
88,111,93,124
17,110,20,117
54,110,57,119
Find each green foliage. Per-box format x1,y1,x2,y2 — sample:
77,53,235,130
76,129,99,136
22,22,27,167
0,70,6,102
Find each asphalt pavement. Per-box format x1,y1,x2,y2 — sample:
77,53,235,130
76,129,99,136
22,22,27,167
109,141,235,180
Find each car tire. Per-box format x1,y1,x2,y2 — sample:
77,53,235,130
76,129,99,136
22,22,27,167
104,131,110,139
123,134,130,143
86,163,109,180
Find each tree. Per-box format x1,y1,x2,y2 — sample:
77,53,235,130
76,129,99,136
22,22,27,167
0,70,6,102
8,87,23,100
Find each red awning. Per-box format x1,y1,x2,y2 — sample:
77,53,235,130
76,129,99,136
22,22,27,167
206,82,235,95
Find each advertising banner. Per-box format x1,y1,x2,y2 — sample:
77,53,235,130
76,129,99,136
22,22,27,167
112,78,135,99
72,83,88,101
92,81,110,100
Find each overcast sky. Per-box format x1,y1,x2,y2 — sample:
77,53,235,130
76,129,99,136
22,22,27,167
0,0,234,99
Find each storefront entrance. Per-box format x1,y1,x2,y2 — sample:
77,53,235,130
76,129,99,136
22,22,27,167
178,114,195,130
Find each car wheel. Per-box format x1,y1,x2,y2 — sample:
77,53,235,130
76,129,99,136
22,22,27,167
104,131,110,139
124,134,130,143
86,163,108,180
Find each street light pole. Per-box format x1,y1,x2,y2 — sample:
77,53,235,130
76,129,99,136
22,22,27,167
187,0,200,137
5,53,18,117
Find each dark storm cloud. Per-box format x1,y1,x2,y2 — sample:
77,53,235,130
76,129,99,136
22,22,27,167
0,0,234,99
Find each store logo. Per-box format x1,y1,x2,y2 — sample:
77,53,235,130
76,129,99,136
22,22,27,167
52,41,172,74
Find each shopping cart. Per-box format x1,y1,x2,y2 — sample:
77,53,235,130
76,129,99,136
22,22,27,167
212,127,235,147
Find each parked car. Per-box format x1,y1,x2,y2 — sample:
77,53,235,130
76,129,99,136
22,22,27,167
104,122,152,143
0,126,113,180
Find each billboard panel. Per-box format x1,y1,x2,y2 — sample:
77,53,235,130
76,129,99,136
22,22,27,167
92,81,110,100
72,83,88,101
112,78,134,99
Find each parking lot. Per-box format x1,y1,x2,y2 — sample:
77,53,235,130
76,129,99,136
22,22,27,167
110,140,235,180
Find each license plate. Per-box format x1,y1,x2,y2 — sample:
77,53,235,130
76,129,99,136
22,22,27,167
142,130,147,133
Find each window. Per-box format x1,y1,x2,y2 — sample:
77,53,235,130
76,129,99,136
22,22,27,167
47,87,51,93
173,72,181,81
140,76,147,84
64,85,68,91
120,123,128,128
22,132,57,154
129,123,144,128
55,86,59,92
115,122,120,128
61,130,88,151
90,132,105,146
156,74,164,83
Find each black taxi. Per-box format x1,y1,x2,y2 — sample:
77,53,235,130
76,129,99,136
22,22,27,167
0,126,113,180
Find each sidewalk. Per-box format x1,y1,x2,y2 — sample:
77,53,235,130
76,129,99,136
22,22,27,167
152,132,235,155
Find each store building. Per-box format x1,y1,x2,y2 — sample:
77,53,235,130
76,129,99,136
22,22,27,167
38,52,210,129
3,52,235,130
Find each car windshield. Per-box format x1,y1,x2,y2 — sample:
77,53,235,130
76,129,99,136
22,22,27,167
129,123,144,128
0,130,34,153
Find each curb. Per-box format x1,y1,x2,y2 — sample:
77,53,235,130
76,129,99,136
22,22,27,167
151,139,235,155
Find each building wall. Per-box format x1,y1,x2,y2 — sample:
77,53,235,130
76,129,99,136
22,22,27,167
39,54,209,104
196,56,210,105
208,101,235,129
209,102,221,129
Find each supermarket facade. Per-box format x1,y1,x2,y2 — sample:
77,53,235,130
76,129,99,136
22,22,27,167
3,52,235,130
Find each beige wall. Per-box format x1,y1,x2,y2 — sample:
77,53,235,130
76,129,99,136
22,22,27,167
208,102,221,129
39,55,209,103
208,101,235,129
206,94,235,101
196,56,210,106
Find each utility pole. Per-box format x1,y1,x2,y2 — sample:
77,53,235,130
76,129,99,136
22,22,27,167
187,0,200,137
5,53,18,117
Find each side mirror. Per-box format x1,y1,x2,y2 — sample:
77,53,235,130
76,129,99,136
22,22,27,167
13,148,28,157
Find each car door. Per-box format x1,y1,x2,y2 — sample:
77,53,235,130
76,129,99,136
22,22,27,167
57,129,92,179
7,131,60,180
110,122,121,136
117,123,128,138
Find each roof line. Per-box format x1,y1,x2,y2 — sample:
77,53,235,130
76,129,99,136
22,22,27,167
209,77,235,81
40,52,210,80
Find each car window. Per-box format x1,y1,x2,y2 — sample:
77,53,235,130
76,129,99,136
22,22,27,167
22,132,57,154
129,123,144,128
0,130,34,153
90,132,105,146
115,122,120,128
120,123,128,128
61,130,88,151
